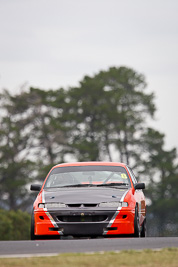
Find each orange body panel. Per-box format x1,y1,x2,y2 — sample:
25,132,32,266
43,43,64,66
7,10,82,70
34,210,60,236
107,209,135,235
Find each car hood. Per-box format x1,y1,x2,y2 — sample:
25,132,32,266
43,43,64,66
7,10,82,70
42,187,129,204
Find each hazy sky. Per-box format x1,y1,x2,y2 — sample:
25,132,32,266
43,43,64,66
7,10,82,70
0,0,178,150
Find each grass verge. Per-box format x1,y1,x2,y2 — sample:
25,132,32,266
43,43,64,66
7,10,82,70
0,248,178,267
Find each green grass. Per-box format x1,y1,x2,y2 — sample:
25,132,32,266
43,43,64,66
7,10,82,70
0,248,178,267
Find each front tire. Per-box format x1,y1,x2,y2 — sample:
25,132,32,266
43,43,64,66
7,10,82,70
134,206,140,237
141,218,146,237
31,211,36,240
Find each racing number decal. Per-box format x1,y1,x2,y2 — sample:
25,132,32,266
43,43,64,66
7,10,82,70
121,173,127,179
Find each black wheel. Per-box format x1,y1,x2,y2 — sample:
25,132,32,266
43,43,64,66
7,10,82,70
141,218,146,237
31,211,36,240
134,206,140,237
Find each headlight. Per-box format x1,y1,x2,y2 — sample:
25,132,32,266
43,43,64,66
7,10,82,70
38,203,67,209
46,203,67,208
121,202,128,207
98,202,128,208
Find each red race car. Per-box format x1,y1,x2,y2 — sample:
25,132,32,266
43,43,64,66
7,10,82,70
30,162,146,239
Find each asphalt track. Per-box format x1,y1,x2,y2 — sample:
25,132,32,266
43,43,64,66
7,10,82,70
0,237,178,257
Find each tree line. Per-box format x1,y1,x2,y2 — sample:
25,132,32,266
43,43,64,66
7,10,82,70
0,66,177,237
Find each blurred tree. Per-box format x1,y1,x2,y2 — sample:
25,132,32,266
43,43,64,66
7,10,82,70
0,90,34,210
67,75,114,161
95,67,155,168
67,66,155,168
0,88,69,209
10,87,70,180
141,128,178,236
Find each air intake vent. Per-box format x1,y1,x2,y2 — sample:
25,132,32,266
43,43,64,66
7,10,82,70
67,204,81,208
83,204,98,207
57,215,107,222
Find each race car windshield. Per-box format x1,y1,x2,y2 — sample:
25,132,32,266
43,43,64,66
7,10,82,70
44,166,131,188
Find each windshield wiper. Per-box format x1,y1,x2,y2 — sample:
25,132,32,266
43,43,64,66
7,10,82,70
51,183,129,188
59,184,96,188
96,183,129,187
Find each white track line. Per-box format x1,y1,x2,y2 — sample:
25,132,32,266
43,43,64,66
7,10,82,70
0,253,59,258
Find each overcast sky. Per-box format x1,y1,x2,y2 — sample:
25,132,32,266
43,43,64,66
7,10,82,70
0,0,178,150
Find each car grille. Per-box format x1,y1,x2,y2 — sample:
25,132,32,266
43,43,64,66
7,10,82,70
57,215,107,222
67,204,98,208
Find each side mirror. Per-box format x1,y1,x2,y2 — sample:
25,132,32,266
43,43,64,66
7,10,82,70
30,184,42,191
134,183,145,190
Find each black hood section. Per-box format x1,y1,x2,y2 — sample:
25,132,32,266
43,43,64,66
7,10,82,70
43,187,129,204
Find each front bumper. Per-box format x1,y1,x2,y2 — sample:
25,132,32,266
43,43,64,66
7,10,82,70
34,208,135,237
